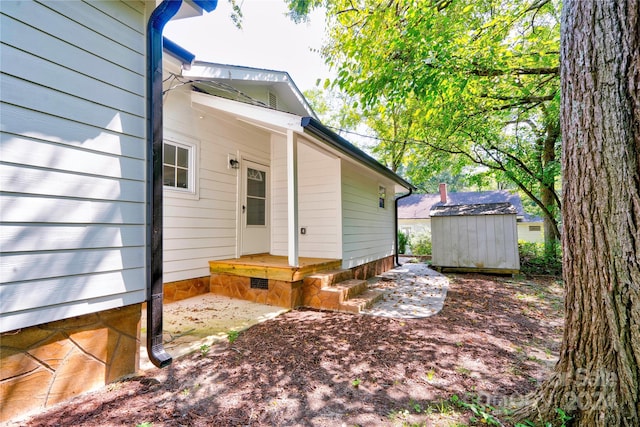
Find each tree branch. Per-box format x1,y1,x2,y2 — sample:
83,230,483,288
471,66,559,77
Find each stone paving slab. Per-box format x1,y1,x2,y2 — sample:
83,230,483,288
362,262,449,319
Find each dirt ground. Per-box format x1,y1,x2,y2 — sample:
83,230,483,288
11,273,564,427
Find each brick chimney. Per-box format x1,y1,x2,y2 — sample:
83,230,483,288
439,183,447,204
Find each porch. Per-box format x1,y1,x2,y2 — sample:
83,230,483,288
209,254,342,282
208,254,394,311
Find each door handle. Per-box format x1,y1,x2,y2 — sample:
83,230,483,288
242,205,246,213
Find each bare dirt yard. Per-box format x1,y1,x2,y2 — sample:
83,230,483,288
13,273,564,427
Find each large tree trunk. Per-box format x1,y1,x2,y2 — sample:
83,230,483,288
540,113,560,259
516,0,640,425
541,118,561,258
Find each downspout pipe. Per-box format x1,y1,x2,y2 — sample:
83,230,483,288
146,0,183,369
395,188,413,266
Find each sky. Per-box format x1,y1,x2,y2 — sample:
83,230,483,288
164,0,332,92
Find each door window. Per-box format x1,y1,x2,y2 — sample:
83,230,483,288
246,168,266,226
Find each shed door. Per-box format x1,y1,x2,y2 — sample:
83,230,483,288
241,160,270,254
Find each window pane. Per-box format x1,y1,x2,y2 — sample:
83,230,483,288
164,144,176,165
247,168,266,197
176,168,188,188
378,185,386,208
247,197,265,225
163,165,175,187
177,146,189,168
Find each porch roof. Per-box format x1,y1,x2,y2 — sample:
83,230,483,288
190,91,415,192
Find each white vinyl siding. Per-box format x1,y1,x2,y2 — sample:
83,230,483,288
0,1,146,333
270,137,342,259
162,85,271,282
341,163,396,269
297,142,342,259
270,135,288,256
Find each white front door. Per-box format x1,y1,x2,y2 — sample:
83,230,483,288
241,160,270,255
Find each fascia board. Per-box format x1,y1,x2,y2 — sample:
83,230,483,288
184,63,290,83
191,91,304,132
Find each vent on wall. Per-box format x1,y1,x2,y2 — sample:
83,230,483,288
529,225,541,232
250,277,269,290
268,91,277,109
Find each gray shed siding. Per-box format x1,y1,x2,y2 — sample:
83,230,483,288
0,0,147,332
431,214,520,271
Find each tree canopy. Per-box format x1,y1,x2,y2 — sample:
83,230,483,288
288,0,562,250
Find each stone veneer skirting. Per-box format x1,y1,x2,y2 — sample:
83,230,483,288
351,255,395,280
163,276,210,304
0,304,141,422
210,275,304,308
210,255,395,308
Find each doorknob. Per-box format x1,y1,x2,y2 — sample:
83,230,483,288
242,205,246,213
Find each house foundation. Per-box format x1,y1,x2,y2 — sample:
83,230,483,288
163,276,210,303
210,275,304,308
0,304,141,422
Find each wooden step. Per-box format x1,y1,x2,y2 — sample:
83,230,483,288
338,289,385,313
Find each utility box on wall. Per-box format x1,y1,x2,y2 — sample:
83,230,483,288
430,202,520,274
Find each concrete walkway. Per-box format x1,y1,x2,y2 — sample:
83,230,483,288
363,262,449,318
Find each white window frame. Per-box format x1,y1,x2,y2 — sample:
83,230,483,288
162,135,199,200
378,184,387,209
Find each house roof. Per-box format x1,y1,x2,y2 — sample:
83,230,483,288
164,39,414,193
183,61,318,119
430,202,517,217
163,37,195,65
398,190,540,221
172,0,218,20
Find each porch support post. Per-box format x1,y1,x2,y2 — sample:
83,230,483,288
287,129,299,267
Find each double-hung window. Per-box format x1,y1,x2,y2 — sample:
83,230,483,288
163,141,193,191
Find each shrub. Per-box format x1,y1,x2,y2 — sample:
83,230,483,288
519,241,562,276
410,231,432,255
398,231,409,254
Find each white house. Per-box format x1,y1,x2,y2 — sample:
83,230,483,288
160,42,414,309
0,2,413,421
0,0,218,421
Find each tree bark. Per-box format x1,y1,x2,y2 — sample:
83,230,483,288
542,117,560,257
516,0,640,425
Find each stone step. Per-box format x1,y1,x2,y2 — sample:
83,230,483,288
334,279,368,300
318,279,368,306
338,289,385,313
303,269,354,289
302,279,368,310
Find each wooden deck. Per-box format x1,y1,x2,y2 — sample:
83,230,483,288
209,254,342,282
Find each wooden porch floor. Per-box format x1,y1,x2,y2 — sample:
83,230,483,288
209,254,342,282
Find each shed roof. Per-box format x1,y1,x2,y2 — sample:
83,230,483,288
398,190,540,221
430,202,517,217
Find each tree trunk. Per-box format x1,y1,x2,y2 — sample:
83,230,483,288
542,118,560,258
515,0,640,425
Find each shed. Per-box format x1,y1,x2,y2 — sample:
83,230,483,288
430,202,520,273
